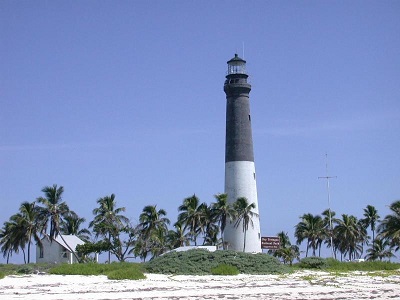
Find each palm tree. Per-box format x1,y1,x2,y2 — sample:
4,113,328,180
13,202,42,263
60,211,91,242
277,246,300,266
277,231,291,248
196,202,218,246
378,200,400,252
334,214,366,261
365,239,395,261
177,195,204,245
139,205,170,238
233,197,258,252
294,213,324,257
36,184,69,240
362,205,380,247
138,205,170,259
270,231,300,265
89,194,129,262
167,221,190,249
149,226,170,258
36,184,79,261
0,220,23,263
211,193,236,249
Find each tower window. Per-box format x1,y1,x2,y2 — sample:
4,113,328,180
248,115,251,121
253,172,256,180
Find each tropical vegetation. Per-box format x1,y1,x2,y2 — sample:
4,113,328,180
0,184,399,266
292,203,396,262
145,249,287,275
1,254,399,280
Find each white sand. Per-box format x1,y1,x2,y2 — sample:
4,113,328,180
0,270,399,299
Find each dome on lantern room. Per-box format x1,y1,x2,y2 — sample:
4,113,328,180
227,54,247,75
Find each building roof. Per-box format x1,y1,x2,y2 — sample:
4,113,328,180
45,235,85,253
227,53,246,64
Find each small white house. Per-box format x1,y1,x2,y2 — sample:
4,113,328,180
36,235,84,264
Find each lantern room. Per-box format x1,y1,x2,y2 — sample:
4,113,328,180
227,54,247,75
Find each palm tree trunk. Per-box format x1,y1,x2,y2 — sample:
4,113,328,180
107,233,111,263
221,230,225,250
372,229,375,249
22,248,26,264
193,231,197,246
243,229,247,252
27,240,31,264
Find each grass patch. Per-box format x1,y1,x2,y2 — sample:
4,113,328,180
299,274,342,287
300,274,317,283
2,257,399,280
107,268,146,280
211,264,240,276
0,263,55,276
293,257,400,273
49,262,145,279
145,249,289,275
325,259,400,272
364,270,400,277
0,262,145,281
328,270,349,278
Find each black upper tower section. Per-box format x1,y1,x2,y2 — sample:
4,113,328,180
224,54,254,163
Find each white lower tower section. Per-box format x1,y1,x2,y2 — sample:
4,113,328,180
224,161,261,253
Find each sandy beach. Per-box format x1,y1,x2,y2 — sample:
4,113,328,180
0,271,399,300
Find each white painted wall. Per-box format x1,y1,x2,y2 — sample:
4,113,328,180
36,237,81,264
36,239,70,264
224,161,261,253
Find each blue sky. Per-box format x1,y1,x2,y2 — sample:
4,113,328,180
1,1,399,263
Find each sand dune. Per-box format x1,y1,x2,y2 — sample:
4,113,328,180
0,270,399,299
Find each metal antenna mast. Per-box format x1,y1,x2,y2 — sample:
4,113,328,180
318,153,337,258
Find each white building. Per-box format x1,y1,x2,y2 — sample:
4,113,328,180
223,54,261,253
36,235,84,264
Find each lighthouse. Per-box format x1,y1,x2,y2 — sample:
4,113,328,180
223,54,261,253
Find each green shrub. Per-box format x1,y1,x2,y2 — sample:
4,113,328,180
298,257,327,269
107,268,146,280
211,264,239,275
145,249,288,275
0,271,5,279
325,257,340,268
17,266,34,274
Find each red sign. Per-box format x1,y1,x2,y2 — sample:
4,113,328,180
261,237,280,250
